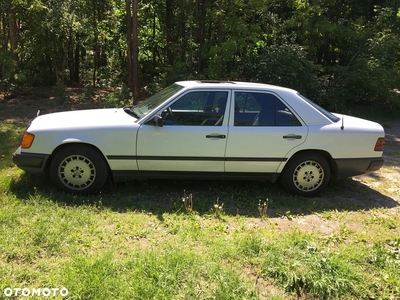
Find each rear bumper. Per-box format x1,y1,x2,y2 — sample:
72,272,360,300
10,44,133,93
334,157,384,178
12,146,50,174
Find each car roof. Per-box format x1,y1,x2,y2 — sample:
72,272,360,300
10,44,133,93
175,80,298,93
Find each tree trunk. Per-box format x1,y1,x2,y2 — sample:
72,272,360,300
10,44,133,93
126,0,134,92
1,10,7,90
196,0,207,73
132,0,139,102
8,8,18,63
218,0,224,43
74,42,81,84
92,0,98,87
152,4,157,68
126,0,139,103
69,33,81,85
166,0,174,66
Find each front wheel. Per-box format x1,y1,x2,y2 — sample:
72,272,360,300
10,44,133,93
281,153,330,197
50,145,109,194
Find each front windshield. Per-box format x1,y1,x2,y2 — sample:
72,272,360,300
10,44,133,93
132,84,183,118
298,94,340,123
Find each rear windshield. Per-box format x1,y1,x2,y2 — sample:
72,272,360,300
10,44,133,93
298,94,340,123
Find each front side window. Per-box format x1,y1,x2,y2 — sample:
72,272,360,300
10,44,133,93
234,92,301,126
162,91,228,126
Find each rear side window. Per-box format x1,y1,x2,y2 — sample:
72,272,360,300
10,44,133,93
298,94,340,123
234,92,301,126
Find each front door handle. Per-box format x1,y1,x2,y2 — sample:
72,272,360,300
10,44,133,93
283,134,302,139
206,134,226,139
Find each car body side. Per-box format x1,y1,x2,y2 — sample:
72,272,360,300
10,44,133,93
13,82,385,189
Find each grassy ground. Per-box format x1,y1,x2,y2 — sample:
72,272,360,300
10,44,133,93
0,89,399,299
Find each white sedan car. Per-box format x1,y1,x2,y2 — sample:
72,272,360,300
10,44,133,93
13,81,385,196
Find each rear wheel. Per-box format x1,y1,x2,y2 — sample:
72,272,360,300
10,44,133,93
281,153,330,196
50,145,108,194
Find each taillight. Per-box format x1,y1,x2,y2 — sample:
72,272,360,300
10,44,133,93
21,132,35,149
374,137,385,151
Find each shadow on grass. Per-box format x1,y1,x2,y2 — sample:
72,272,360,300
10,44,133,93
8,172,399,218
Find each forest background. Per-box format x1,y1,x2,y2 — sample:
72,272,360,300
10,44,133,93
1,0,400,111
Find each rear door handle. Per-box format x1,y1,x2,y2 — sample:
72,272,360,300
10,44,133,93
206,134,226,139
283,134,302,139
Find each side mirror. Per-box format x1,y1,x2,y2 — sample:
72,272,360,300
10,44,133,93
153,115,164,127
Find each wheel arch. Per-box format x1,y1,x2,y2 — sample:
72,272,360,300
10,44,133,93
281,149,337,178
46,142,111,174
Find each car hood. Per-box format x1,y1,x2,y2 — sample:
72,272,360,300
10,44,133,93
28,108,138,131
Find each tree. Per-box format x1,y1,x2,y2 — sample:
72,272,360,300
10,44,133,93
0,0,398,110
126,0,139,101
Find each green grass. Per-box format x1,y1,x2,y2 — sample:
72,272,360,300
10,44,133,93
0,112,399,299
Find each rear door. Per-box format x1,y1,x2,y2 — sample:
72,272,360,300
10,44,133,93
225,90,308,174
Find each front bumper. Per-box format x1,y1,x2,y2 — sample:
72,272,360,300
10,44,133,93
12,146,50,175
334,157,384,178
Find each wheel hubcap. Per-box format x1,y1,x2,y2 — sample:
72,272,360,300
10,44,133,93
59,155,96,190
293,160,324,192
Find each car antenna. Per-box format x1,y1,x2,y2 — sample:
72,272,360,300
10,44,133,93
37,110,41,117
341,114,344,130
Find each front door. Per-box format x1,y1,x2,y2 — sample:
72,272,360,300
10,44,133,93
136,90,230,172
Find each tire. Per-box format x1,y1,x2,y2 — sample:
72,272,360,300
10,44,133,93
50,145,109,194
281,153,330,197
